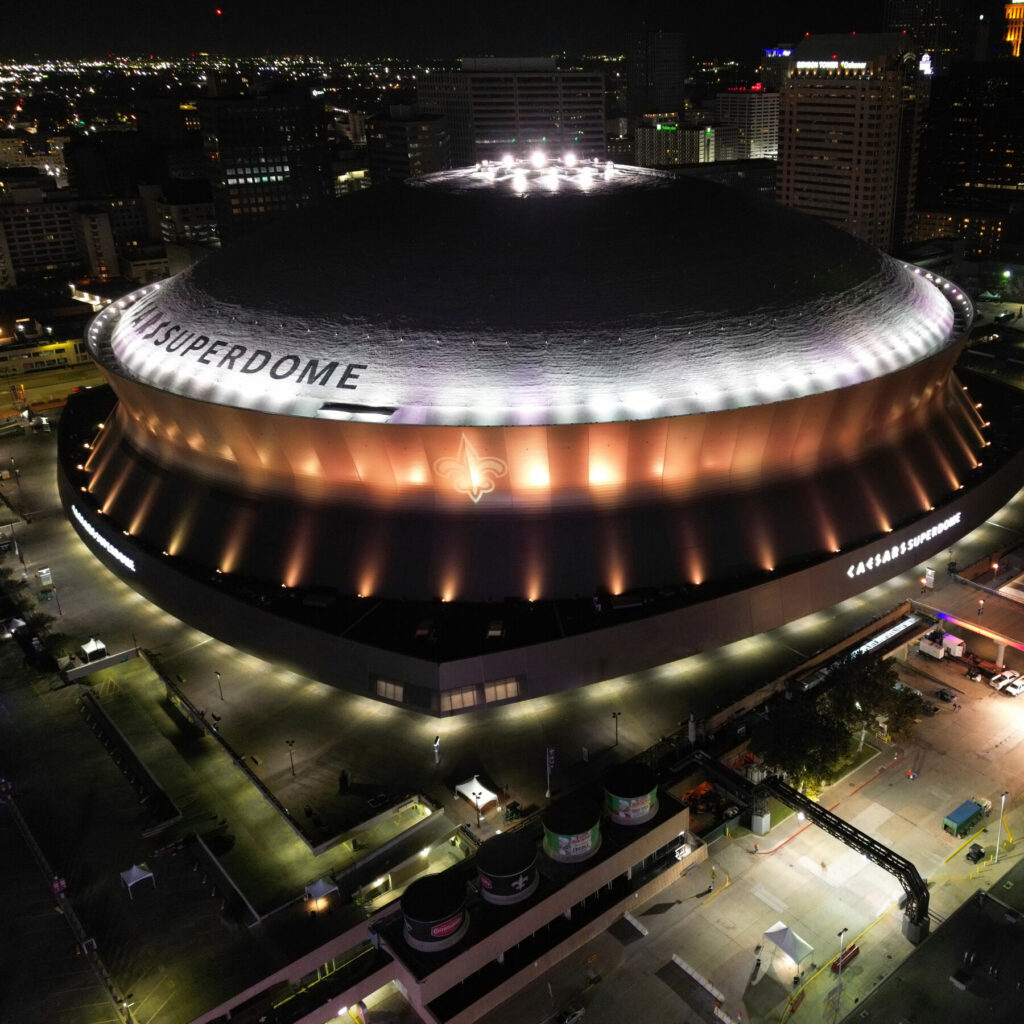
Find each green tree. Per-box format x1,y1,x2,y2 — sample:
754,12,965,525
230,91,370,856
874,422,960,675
824,654,920,745
750,696,852,791
24,608,56,637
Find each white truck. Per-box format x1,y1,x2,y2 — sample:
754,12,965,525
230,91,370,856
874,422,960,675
918,631,965,660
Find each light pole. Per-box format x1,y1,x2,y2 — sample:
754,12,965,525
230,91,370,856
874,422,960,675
611,711,621,746
836,927,848,1003
1,523,17,561
545,747,554,799
433,735,440,766
978,599,985,618
473,789,482,827
996,790,1009,864
286,739,296,776
215,671,223,701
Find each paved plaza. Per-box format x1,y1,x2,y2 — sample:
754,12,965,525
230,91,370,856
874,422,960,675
488,666,1024,1023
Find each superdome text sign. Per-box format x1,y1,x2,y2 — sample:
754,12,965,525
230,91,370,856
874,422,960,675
127,299,367,392
844,512,962,580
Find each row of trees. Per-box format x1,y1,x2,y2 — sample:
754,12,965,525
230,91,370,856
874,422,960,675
0,542,59,643
749,654,924,793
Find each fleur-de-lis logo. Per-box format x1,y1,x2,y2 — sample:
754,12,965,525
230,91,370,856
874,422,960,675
434,434,508,503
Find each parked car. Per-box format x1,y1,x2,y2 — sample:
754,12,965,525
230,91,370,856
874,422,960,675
1004,677,1024,697
966,843,986,864
990,670,1020,691
936,689,957,703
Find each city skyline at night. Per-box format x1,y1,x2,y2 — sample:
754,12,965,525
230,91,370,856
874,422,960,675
5,0,887,59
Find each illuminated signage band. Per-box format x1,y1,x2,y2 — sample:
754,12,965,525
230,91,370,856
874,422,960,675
797,60,868,70
845,512,962,579
127,298,366,391
850,615,920,657
72,505,136,572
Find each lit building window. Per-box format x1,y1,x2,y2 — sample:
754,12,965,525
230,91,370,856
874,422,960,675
484,678,520,703
375,678,404,703
441,685,479,712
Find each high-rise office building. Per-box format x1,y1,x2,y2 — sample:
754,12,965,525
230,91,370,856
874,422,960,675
0,187,78,288
366,105,451,183
200,83,332,240
634,123,715,166
777,34,925,252
626,30,687,125
1007,1,1024,56
912,56,1024,255
714,90,780,160
884,0,967,71
919,58,1024,206
417,58,605,166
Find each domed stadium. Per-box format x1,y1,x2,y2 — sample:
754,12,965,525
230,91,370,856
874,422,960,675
59,160,999,714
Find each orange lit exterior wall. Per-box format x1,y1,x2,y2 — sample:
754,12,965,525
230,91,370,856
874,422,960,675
82,342,984,604
1007,3,1024,56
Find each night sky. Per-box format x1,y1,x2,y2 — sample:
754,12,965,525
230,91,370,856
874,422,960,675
6,0,886,59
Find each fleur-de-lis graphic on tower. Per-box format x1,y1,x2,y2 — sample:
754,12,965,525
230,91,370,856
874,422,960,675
434,434,508,503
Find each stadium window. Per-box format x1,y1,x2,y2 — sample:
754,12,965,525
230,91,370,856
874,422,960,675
440,685,479,712
375,678,404,703
484,678,520,703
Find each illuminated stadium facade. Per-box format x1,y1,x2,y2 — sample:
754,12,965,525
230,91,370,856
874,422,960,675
58,160,1011,714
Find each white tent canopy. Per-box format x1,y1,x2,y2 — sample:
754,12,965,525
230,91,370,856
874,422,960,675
120,863,155,898
79,637,107,662
305,877,339,901
763,921,814,964
455,776,498,810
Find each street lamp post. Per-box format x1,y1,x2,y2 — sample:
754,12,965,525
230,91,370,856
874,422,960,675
215,671,223,701
836,927,848,1003
996,790,1009,864
978,599,985,618
473,789,482,827
286,739,296,776
433,735,440,766
611,711,621,746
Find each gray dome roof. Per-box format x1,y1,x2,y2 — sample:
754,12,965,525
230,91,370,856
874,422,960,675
91,163,966,426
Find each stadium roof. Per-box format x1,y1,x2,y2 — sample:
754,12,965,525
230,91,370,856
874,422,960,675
90,161,966,427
